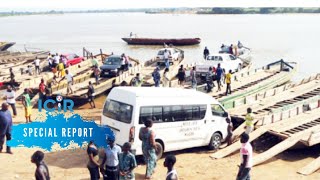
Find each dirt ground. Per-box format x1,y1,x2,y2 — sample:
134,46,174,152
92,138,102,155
3,101,320,180
0,145,320,180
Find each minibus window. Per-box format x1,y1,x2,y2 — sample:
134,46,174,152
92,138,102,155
103,100,133,124
211,104,226,117
171,105,184,121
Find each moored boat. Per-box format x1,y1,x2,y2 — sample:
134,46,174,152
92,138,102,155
122,37,201,46
0,42,16,51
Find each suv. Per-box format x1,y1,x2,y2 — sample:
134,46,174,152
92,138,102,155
100,55,124,77
156,48,183,66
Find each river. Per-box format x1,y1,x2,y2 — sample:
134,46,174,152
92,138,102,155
1,13,320,79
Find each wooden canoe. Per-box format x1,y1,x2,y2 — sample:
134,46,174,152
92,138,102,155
0,42,15,51
122,37,201,46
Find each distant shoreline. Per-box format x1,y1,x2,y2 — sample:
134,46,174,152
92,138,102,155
1,7,320,18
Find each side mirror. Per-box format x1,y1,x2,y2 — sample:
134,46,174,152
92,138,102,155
223,112,229,117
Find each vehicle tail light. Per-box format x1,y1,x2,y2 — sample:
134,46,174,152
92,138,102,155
129,126,135,143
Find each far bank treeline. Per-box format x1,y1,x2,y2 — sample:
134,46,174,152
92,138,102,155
196,8,320,14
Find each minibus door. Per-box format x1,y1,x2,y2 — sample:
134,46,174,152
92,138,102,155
210,104,228,130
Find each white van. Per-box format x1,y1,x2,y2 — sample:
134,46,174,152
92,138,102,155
101,87,229,159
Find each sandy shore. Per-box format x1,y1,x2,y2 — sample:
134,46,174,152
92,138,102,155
3,100,320,180
1,145,320,180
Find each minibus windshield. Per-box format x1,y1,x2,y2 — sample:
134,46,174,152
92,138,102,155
103,99,133,124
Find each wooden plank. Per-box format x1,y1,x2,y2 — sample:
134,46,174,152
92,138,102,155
297,156,320,175
211,126,269,159
253,124,320,166
307,129,320,146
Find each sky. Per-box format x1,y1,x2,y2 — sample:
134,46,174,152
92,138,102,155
0,0,320,11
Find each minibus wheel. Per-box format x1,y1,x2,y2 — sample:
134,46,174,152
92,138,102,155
155,142,163,160
208,133,222,150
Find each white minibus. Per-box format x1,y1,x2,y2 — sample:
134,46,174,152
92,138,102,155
101,87,229,159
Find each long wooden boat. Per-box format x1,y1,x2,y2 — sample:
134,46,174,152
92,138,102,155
122,37,201,46
0,42,15,51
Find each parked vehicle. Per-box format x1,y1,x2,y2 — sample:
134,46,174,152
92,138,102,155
101,87,230,159
100,55,125,77
63,54,84,67
155,48,184,66
196,53,243,78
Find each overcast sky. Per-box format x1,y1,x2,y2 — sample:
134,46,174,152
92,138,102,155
1,0,320,11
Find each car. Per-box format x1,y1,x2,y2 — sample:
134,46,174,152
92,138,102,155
63,54,84,67
155,48,183,66
100,55,125,77
196,53,243,78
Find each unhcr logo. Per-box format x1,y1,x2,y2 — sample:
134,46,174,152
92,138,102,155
38,95,74,112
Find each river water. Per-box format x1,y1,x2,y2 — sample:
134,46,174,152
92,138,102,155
1,13,320,79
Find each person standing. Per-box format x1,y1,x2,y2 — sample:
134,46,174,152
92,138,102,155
177,65,186,87
121,54,126,71
119,142,137,180
139,119,157,180
53,53,60,68
244,108,254,135
61,55,67,68
131,73,142,87
87,81,96,109
91,57,99,68
236,133,252,180
87,141,100,180
56,60,65,78
4,85,17,117
31,151,50,180
225,70,232,95
229,44,234,55
226,117,234,146
206,67,214,93
190,67,197,89
38,79,46,107
22,88,32,123
203,46,209,59
59,70,74,95
100,138,122,180
215,63,223,92
93,66,101,85
152,67,161,87
34,57,41,75
47,53,52,68
163,49,170,69
164,155,178,180
0,103,13,154
162,68,170,87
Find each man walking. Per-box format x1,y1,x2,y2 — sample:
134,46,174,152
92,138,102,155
87,81,96,109
216,63,223,92
34,56,41,75
236,133,252,180
152,67,161,87
59,70,74,95
38,79,46,107
225,70,232,95
4,85,17,117
0,102,13,154
22,88,32,123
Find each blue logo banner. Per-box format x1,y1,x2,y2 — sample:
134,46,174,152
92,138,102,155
7,112,115,151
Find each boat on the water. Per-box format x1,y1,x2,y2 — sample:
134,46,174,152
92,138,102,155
0,42,16,51
122,37,201,46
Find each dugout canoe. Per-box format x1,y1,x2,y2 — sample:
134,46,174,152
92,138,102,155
122,37,201,46
0,42,15,51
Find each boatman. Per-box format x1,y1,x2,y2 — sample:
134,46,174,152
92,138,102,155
244,108,254,134
203,47,209,59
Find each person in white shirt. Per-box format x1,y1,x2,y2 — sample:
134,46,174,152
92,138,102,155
100,138,122,180
53,53,60,67
162,68,170,87
47,53,53,68
164,155,178,180
163,49,170,69
59,70,74,95
61,55,67,68
34,57,41,75
4,85,17,117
